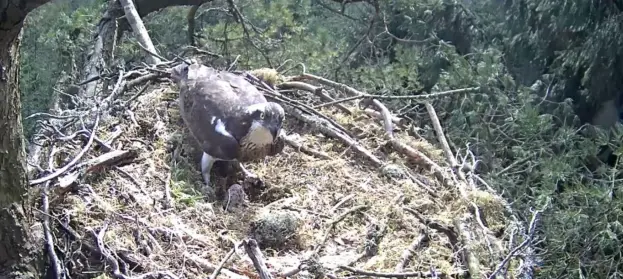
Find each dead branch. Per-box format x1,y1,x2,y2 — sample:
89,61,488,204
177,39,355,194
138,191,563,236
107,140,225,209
367,99,443,171
119,0,161,64
42,182,64,278
291,72,444,171
241,239,274,279
314,87,479,109
85,149,139,172
285,105,383,167
338,265,460,278
278,81,352,114
29,114,100,186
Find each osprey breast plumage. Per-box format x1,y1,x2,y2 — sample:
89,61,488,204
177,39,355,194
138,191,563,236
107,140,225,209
170,61,286,194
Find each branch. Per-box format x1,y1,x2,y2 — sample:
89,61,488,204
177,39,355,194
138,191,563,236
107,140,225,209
313,87,479,109
338,265,461,278
278,81,353,114
29,113,100,186
241,239,274,279
119,0,161,65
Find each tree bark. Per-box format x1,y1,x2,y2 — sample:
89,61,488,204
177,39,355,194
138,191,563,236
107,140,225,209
0,1,53,278
119,0,162,64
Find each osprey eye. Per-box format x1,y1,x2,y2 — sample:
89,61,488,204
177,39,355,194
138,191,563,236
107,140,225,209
259,112,265,119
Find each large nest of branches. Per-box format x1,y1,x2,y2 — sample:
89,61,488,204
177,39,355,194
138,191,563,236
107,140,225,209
30,60,533,279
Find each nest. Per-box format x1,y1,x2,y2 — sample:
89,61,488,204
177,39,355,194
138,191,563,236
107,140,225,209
31,63,525,279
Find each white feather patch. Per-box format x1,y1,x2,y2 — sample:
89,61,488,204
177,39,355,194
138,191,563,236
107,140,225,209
247,121,274,145
214,119,234,138
246,103,266,114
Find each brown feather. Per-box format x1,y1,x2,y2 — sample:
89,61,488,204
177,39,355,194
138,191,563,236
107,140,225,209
171,62,284,162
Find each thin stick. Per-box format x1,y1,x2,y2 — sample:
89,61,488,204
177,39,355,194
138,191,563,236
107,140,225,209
338,265,459,278
209,248,237,279
42,182,64,278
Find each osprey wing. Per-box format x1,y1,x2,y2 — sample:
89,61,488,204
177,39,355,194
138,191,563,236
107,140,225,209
218,71,268,106
179,77,246,161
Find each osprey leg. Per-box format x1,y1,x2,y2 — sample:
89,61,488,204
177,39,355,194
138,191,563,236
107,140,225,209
200,152,217,186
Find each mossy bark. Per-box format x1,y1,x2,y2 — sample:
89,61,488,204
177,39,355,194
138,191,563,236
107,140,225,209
0,0,52,277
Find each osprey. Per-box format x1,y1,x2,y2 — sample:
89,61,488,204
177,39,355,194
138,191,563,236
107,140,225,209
170,62,286,194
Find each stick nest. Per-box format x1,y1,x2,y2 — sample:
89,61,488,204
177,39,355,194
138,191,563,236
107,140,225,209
31,62,523,279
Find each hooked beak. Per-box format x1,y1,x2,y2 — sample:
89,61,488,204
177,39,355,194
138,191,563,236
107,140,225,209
268,123,281,141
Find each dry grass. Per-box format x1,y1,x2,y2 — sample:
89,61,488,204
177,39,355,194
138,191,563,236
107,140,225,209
48,79,514,279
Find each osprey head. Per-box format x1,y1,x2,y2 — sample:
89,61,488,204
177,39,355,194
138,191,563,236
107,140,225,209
170,60,205,82
244,102,285,144
170,63,190,82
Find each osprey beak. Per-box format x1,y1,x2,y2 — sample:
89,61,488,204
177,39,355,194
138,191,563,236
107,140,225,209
269,123,280,140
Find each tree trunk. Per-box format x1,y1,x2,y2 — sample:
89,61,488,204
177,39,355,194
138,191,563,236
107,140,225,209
119,0,161,64
0,1,52,278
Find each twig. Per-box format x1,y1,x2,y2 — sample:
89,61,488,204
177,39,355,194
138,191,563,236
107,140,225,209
228,55,241,71
182,45,222,57
367,99,443,171
30,113,100,186
281,205,369,277
225,0,272,67
162,172,173,209
330,194,355,213
183,252,248,279
282,135,331,160
402,207,457,243
284,105,383,167
487,203,547,279
395,230,429,272
42,182,64,278
363,108,407,127
338,265,458,278
25,111,86,120
92,222,129,279
135,41,167,64
131,271,180,279
209,247,237,279
313,87,479,109
278,81,352,115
